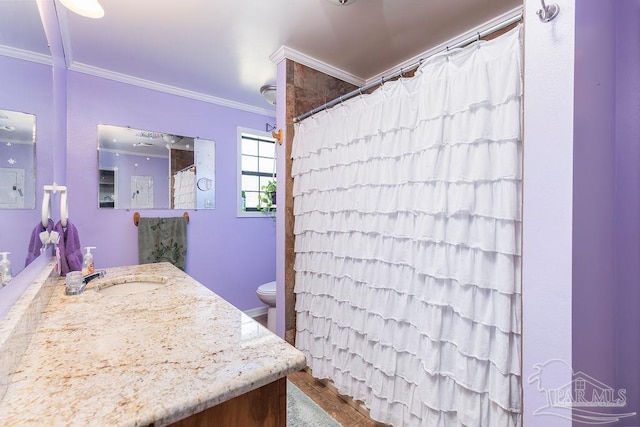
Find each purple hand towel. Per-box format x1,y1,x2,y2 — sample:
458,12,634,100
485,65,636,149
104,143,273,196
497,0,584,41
54,219,83,275
25,219,54,267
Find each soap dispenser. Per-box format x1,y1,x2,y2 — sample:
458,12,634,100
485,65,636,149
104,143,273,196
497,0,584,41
82,247,96,276
0,252,12,286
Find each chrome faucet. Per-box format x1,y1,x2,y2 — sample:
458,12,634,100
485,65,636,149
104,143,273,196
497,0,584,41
83,270,106,285
65,270,107,295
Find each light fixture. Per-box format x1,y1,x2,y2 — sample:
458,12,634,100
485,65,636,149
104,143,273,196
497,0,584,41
327,0,358,5
59,0,105,19
260,84,277,106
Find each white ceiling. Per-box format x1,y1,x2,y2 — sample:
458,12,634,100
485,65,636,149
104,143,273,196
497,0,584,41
1,0,522,117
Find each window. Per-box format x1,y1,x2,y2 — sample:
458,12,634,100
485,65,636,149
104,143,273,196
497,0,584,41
237,127,276,217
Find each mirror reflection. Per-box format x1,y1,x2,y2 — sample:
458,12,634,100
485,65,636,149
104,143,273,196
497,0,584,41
97,124,215,210
0,109,36,209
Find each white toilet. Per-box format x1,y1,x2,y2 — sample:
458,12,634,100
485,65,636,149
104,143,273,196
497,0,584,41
256,281,276,332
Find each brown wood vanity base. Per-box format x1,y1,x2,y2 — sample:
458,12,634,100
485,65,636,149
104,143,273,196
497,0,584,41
169,377,286,427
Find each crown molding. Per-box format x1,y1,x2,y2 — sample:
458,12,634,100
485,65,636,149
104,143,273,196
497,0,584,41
270,46,365,87
0,45,52,66
366,6,523,84
68,62,276,117
53,0,273,117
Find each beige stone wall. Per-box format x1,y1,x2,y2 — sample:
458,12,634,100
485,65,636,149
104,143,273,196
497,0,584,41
170,149,194,209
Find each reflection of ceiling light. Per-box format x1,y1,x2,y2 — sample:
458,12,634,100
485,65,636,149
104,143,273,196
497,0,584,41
260,84,277,106
59,0,105,18
133,142,153,147
0,125,15,132
162,134,180,144
135,130,162,139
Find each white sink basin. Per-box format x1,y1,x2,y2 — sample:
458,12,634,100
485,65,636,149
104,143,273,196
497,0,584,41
96,275,168,296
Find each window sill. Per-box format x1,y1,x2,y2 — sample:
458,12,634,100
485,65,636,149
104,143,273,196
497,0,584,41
237,210,276,218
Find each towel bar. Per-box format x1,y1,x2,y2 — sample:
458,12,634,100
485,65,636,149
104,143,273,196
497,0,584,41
133,211,189,226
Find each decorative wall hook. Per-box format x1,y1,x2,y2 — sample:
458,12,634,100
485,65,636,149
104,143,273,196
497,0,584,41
537,0,559,23
42,184,68,227
272,128,283,145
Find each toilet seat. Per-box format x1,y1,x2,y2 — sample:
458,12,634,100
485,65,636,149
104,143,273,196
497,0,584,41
257,281,276,295
257,281,276,306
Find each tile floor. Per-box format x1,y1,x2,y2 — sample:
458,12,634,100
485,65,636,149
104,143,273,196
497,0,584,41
254,314,382,426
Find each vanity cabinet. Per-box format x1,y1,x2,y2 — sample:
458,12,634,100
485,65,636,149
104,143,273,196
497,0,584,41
169,378,286,427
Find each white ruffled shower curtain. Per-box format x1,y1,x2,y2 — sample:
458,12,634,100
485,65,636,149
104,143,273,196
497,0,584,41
292,26,522,426
173,169,195,209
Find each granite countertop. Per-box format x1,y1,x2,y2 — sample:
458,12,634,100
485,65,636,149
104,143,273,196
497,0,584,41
0,263,305,426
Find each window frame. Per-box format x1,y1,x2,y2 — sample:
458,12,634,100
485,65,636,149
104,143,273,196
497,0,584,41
236,127,276,218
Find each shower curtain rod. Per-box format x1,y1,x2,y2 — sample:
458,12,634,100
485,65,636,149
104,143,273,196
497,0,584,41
294,13,522,123
177,164,196,173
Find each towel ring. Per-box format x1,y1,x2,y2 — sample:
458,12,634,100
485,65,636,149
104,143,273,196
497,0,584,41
196,177,212,191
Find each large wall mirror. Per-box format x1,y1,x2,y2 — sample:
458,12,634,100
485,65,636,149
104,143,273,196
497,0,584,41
0,0,52,280
0,109,36,209
97,124,215,210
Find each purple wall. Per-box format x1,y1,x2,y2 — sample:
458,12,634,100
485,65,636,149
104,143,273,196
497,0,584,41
614,0,640,419
99,151,170,209
572,0,616,390
574,1,640,424
66,71,276,311
0,55,53,275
